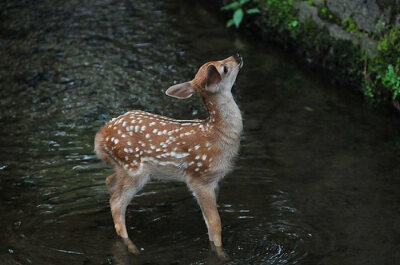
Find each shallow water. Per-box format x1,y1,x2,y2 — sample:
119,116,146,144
1,0,400,264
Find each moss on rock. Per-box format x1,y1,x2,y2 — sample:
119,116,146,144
219,0,400,111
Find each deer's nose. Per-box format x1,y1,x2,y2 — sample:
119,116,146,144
233,53,242,64
233,53,243,68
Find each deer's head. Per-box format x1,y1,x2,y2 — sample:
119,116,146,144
166,54,243,99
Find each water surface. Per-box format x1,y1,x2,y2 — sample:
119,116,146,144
1,0,400,264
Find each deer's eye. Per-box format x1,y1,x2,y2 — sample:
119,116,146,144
223,65,228,74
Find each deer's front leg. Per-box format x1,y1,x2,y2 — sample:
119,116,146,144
190,183,222,246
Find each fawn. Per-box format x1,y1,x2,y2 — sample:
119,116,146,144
94,54,243,257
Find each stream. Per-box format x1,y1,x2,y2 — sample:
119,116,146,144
1,0,400,264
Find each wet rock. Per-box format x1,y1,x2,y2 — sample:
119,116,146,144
294,1,379,54
396,14,400,28
294,2,322,25
326,24,353,42
325,0,386,34
360,36,379,55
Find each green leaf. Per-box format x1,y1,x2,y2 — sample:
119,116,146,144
233,8,244,28
289,20,299,28
226,19,235,28
246,8,260,14
380,64,400,99
221,2,240,11
239,0,250,5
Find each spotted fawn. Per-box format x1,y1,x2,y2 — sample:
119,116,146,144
94,54,243,257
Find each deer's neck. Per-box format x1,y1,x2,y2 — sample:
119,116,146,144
203,92,243,143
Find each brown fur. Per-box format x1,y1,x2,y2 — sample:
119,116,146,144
94,55,243,258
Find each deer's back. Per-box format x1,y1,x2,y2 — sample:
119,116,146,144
95,110,237,180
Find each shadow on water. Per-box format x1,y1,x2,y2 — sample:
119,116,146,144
1,0,400,264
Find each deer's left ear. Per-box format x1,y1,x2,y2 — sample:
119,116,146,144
205,64,222,93
165,82,195,99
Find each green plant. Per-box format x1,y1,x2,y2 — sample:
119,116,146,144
288,20,299,29
263,0,300,34
320,6,334,20
364,83,375,101
364,28,400,101
377,28,400,63
342,17,360,33
221,0,260,28
380,64,400,99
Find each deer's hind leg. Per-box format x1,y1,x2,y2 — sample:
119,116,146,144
109,165,150,254
106,173,117,193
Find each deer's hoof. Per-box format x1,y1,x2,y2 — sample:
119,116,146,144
122,237,140,255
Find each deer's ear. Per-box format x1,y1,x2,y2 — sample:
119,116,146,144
205,64,222,93
165,82,195,99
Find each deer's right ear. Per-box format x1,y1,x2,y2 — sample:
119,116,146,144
165,82,195,99
205,64,222,93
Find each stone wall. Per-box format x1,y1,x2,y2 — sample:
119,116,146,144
324,0,399,33
294,0,400,55
214,0,400,111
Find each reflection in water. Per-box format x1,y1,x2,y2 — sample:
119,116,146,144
1,0,400,264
